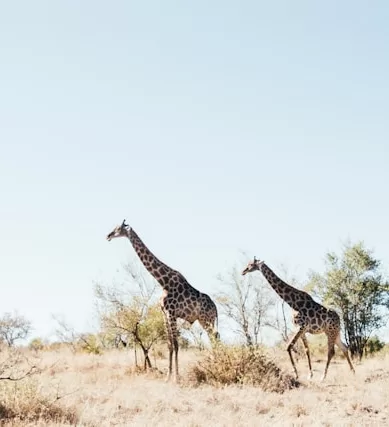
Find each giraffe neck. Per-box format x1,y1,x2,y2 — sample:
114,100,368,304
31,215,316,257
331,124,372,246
127,228,176,289
259,262,312,310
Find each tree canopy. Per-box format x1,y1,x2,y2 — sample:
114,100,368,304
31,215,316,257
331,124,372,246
306,241,389,359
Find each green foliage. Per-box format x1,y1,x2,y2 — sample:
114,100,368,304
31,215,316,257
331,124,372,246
306,241,389,360
100,297,166,350
28,338,46,352
95,269,167,369
77,333,103,355
365,336,385,356
187,343,299,393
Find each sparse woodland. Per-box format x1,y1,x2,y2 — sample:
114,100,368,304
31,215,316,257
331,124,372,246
1,241,389,426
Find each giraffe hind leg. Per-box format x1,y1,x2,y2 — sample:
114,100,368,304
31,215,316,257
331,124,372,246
287,328,305,380
301,334,313,379
200,319,219,346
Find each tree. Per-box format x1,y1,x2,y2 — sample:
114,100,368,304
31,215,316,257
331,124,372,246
95,260,166,370
306,241,389,360
52,315,103,354
179,321,205,350
216,261,276,346
0,312,32,347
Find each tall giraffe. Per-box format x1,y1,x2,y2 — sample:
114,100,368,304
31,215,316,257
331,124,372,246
106,220,219,382
242,257,355,381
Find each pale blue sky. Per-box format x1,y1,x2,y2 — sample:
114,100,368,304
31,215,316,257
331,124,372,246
1,1,388,341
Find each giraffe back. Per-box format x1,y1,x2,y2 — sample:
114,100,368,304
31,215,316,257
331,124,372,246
293,301,341,334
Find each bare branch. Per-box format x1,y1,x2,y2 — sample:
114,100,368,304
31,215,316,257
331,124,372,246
216,258,276,346
0,364,39,381
51,383,82,403
0,312,32,347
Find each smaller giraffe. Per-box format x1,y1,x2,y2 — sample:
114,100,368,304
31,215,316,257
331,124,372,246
106,220,219,382
242,257,355,381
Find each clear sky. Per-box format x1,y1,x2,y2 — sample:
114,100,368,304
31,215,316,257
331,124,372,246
1,1,388,341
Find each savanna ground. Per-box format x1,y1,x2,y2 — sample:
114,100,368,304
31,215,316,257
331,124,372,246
1,342,389,427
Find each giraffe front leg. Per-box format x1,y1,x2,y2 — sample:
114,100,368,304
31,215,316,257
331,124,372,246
163,312,173,382
170,319,179,383
321,334,336,381
301,334,313,380
287,328,305,380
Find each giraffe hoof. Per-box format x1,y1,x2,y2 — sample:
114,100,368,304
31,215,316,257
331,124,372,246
307,373,313,381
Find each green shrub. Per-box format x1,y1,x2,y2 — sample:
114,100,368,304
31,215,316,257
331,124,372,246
28,337,46,352
365,336,385,356
77,333,103,355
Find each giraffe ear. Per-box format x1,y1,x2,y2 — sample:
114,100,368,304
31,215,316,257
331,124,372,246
254,256,257,262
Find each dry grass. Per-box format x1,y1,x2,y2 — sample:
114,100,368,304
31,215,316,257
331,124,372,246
0,345,389,426
0,380,78,425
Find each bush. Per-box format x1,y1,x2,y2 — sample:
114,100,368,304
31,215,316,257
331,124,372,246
29,337,46,352
0,380,78,424
365,336,385,356
186,343,300,393
77,333,103,355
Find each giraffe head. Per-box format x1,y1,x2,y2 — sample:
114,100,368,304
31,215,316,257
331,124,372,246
242,256,264,276
106,219,130,241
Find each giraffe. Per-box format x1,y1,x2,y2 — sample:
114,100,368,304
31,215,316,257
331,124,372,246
106,220,219,382
242,257,355,381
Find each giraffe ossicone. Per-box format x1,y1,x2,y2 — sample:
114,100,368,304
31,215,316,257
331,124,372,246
242,257,355,381
106,219,219,382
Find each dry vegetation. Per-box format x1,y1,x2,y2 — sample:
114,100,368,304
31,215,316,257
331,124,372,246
1,343,389,426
